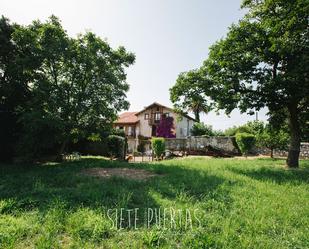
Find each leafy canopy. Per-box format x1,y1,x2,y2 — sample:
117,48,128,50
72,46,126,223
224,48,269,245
170,69,213,122
191,122,224,137
256,124,290,152
1,16,135,160
198,0,308,167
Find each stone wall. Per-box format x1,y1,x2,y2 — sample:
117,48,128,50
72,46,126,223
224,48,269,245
256,142,309,159
165,137,309,159
165,136,239,155
300,143,309,159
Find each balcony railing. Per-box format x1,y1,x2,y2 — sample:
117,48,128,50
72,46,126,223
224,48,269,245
148,118,161,125
127,131,136,137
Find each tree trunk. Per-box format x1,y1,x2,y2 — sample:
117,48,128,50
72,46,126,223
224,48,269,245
270,148,274,158
286,103,301,168
57,139,68,161
194,111,200,123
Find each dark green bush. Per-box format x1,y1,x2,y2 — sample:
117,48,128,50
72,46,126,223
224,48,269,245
225,121,265,136
191,122,214,136
137,140,147,153
191,122,224,137
235,133,256,156
151,137,165,159
107,135,126,159
110,128,126,137
83,140,109,156
256,125,289,157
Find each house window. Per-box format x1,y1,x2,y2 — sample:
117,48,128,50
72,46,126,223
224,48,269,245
144,113,149,120
155,112,161,121
128,126,132,136
119,126,124,130
184,128,187,136
163,113,170,118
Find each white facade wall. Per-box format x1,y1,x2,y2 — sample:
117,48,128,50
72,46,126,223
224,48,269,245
173,115,194,138
136,108,194,138
136,112,152,137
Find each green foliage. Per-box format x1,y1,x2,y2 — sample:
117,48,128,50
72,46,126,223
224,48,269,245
151,137,165,159
212,129,225,136
66,208,111,241
0,157,308,248
227,121,289,157
80,140,109,157
245,121,265,135
15,111,63,161
256,125,290,154
225,121,265,136
191,123,214,136
142,230,165,247
170,69,213,122
191,122,224,136
107,135,126,159
235,133,256,156
197,0,308,167
0,16,36,161
87,133,102,142
184,231,217,248
0,15,135,161
110,128,126,138
225,125,250,136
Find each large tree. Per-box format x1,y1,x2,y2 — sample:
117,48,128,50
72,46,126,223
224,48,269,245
3,16,135,160
0,16,17,161
201,0,308,167
170,69,212,122
0,16,39,161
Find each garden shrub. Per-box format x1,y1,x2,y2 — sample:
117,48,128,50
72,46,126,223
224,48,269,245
235,132,256,156
107,135,126,159
191,122,224,137
84,140,109,156
256,126,289,158
225,121,264,136
110,128,126,137
137,140,147,153
69,138,109,157
191,122,214,136
151,137,165,160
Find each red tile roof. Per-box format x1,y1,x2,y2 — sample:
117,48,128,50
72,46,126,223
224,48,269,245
114,112,139,124
135,102,196,121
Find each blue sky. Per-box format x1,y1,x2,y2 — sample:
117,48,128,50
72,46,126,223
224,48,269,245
1,0,268,130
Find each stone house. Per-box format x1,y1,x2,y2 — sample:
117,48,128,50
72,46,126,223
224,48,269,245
114,102,195,152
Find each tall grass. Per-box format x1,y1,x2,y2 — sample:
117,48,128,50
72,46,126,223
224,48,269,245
0,157,308,248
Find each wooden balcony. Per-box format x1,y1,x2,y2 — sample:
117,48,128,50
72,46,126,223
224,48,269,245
148,117,161,125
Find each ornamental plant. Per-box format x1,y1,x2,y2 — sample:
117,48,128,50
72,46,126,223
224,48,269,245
156,117,176,138
151,137,166,160
235,133,256,156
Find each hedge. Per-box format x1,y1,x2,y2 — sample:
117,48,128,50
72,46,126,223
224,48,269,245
107,135,126,159
151,137,165,160
235,132,256,156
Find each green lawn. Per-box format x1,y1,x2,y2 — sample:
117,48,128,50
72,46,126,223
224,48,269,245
0,157,308,248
